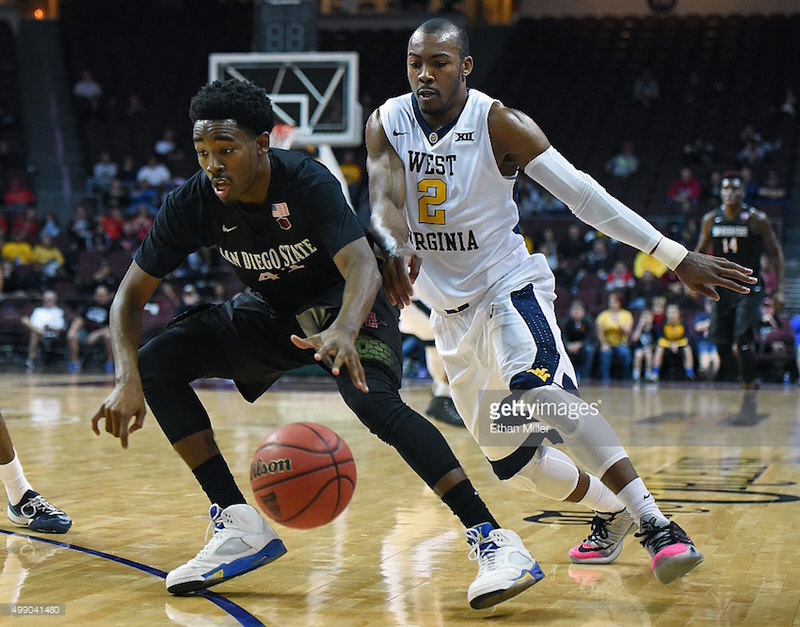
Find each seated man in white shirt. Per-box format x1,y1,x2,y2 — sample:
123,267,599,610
21,290,66,371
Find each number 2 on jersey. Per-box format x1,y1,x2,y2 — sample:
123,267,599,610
417,179,447,225
721,237,738,254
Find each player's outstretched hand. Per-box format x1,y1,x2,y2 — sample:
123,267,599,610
675,251,757,300
381,247,421,309
292,329,369,393
91,381,147,449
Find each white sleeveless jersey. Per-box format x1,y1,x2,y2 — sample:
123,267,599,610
379,89,529,312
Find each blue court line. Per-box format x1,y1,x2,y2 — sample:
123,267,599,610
0,529,264,626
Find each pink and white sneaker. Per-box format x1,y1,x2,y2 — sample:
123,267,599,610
569,509,635,565
635,517,704,583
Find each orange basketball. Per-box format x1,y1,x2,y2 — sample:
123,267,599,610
250,422,356,529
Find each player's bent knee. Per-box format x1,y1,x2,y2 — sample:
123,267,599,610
504,445,579,501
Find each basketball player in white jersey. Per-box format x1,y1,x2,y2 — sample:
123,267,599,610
366,18,757,587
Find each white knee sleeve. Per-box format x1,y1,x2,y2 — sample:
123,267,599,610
520,386,629,478
506,445,580,501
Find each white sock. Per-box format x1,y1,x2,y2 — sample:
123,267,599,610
0,451,33,506
578,474,626,513
616,477,667,527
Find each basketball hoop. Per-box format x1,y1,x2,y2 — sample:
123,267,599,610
270,124,297,150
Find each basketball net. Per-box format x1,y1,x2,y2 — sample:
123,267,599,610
270,124,297,150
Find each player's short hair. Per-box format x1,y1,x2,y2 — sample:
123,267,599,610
414,18,470,60
189,79,275,136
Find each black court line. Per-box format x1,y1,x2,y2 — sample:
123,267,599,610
0,529,264,626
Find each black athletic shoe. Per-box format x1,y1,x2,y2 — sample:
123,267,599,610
426,396,465,428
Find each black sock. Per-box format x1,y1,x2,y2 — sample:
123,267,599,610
441,479,499,529
192,454,246,509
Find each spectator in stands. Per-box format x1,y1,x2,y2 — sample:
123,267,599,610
580,237,615,280
3,177,36,210
154,127,187,172
632,69,660,107
124,204,154,246
0,214,7,236
127,181,160,216
756,297,795,381
118,154,138,185
99,207,125,250
652,303,694,381
682,137,715,169
29,234,66,286
72,70,104,118
693,298,719,381
154,127,178,158
760,253,778,297
605,260,635,296
667,167,701,210
125,94,147,122
630,309,656,382
66,285,113,374
21,289,66,371
737,139,764,167
90,151,118,194
88,217,112,254
650,295,667,329
536,226,559,260
739,166,760,203
1,229,32,265
559,223,590,258
39,212,61,239
605,141,639,178
756,169,788,215
78,257,118,295
9,206,40,243
67,204,93,252
560,300,596,384
104,177,131,210
704,170,722,208
0,258,25,294
136,155,172,189
596,291,633,382
629,270,665,311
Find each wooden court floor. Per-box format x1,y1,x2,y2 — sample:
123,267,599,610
1,372,799,626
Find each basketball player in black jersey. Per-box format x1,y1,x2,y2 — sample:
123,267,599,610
90,78,538,608
696,175,785,417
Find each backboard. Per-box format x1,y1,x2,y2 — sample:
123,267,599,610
208,52,361,147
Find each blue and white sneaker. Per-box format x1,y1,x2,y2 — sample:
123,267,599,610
166,503,286,595
7,490,72,534
465,522,544,609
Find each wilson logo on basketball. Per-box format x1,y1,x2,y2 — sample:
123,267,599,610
251,457,293,480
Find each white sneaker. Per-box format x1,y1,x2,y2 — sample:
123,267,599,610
166,503,286,595
465,522,544,610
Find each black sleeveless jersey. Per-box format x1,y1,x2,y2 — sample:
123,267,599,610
709,206,764,276
135,149,366,314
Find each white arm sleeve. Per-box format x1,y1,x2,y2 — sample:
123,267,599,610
524,146,688,269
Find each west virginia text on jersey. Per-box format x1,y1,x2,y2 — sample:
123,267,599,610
380,89,529,312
